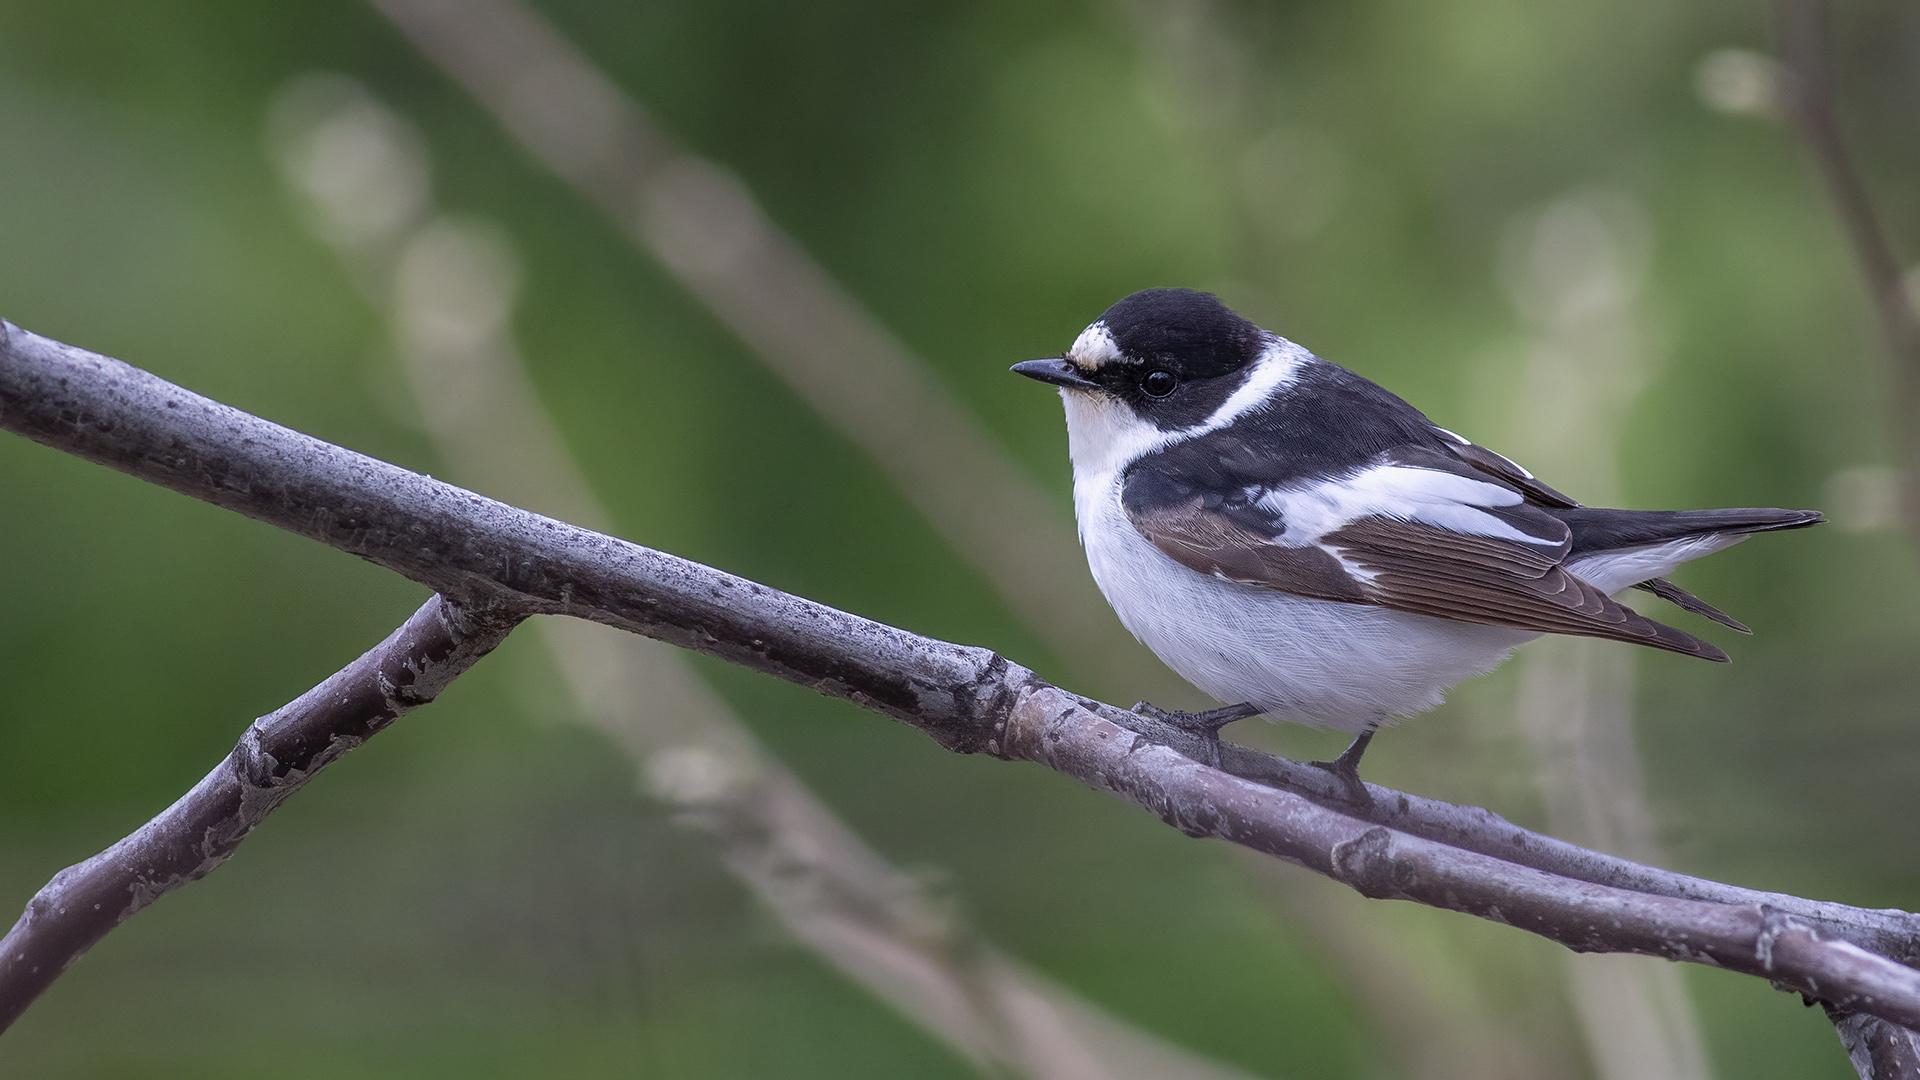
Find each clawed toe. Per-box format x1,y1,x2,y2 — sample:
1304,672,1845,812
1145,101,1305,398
1132,701,1261,734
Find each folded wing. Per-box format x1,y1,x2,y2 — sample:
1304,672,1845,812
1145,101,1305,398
1122,448,1729,661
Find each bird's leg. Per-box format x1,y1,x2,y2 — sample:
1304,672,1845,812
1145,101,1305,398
1309,726,1376,806
1130,701,1261,767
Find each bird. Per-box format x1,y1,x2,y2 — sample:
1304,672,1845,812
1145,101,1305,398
1012,287,1822,790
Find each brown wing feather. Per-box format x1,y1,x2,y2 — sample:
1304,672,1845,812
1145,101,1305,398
1129,499,1365,602
1128,498,1728,661
1326,518,1727,660
1443,439,1749,631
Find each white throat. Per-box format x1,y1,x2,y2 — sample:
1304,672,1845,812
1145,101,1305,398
1058,337,1312,545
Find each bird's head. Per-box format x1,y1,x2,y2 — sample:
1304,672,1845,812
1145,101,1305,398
1014,289,1309,480
1012,288,1277,434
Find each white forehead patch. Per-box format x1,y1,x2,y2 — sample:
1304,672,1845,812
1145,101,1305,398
1067,321,1123,370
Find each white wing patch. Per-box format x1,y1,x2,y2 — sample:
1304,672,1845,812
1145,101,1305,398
1257,464,1542,547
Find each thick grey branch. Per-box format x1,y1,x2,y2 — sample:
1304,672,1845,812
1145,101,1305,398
0,594,518,1032
0,321,1001,751
5,320,1920,1035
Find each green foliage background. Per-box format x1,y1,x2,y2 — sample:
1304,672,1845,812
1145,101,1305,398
1,1,1916,1077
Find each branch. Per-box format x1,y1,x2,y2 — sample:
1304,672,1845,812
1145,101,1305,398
5,320,1920,1038
0,594,518,1031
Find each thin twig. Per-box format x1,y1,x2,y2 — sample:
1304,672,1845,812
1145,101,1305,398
5,323,1920,1043
0,594,519,1031
1776,0,1920,543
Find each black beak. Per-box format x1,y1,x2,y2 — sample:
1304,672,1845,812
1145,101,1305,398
1011,357,1098,391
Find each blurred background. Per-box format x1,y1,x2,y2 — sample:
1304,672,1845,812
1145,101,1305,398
1,0,1916,1077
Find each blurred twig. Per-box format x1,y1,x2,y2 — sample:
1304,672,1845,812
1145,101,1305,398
1775,0,1920,544
265,75,1257,1080
1772,6,1920,1074
365,0,1156,694
7,327,1920,1059
1502,189,1715,1080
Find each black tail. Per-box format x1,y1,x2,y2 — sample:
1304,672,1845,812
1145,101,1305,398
1556,507,1824,555
1553,506,1824,635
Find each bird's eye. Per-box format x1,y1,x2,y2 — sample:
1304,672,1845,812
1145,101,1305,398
1141,370,1178,398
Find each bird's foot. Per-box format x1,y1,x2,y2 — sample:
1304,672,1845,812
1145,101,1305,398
1308,728,1376,807
1130,700,1262,735
1130,701,1261,768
